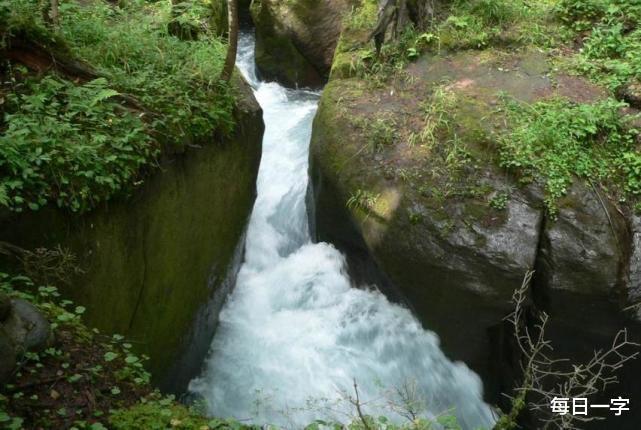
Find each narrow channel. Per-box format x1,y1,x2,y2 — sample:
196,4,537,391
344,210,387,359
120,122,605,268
189,31,496,430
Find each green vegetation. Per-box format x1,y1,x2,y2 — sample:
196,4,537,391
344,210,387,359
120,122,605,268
489,192,509,210
411,85,457,148
369,117,398,151
347,189,380,212
334,0,559,82
559,0,641,91
0,74,155,212
0,270,253,429
435,0,559,50
59,0,235,139
498,97,639,213
0,0,235,213
333,0,641,214
109,397,251,430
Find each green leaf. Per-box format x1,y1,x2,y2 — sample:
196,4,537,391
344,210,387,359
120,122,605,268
124,355,139,364
103,351,118,362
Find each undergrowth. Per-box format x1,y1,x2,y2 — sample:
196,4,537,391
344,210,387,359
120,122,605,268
0,271,252,429
334,0,559,83
498,97,640,214
0,72,156,212
557,0,641,92
59,0,235,140
0,0,235,213
436,0,559,51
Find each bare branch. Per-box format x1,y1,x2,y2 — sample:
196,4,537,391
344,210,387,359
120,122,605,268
501,271,640,429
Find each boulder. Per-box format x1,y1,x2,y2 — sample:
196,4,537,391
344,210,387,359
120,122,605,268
3,299,52,353
309,48,641,409
251,0,351,87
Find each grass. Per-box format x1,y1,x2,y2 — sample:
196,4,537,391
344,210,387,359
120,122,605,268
558,0,641,92
413,85,458,148
497,97,640,214
59,0,235,140
436,0,559,50
0,0,235,213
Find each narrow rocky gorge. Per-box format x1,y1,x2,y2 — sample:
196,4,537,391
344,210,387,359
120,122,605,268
251,0,641,427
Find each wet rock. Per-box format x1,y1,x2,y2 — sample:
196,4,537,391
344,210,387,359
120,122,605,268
537,182,627,299
626,215,641,322
3,299,52,353
251,0,350,87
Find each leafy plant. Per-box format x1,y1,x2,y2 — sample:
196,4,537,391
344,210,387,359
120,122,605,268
489,192,509,210
559,0,641,91
498,97,640,214
0,75,156,212
0,0,236,213
109,395,251,430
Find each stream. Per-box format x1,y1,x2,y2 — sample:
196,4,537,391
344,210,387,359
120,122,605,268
188,32,496,430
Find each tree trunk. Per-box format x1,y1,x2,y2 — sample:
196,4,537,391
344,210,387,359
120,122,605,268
219,0,239,82
50,0,59,26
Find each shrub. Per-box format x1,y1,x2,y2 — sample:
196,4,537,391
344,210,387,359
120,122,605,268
0,75,156,212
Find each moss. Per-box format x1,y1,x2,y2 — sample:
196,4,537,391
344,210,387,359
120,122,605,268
0,85,263,388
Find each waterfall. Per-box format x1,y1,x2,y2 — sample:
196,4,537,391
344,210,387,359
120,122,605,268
188,32,496,430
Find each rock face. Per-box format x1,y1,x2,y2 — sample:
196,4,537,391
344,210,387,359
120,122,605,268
628,216,641,321
537,182,629,307
251,0,351,87
0,77,264,393
309,48,641,420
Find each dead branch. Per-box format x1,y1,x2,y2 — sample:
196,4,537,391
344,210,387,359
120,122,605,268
351,379,372,430
503,271,640,429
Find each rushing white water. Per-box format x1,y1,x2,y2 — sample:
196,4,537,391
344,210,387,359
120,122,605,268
189,33,496,429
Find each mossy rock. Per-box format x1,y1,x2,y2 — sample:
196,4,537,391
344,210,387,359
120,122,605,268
309,43,640,400
0,77,264,393
251,0,352,87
